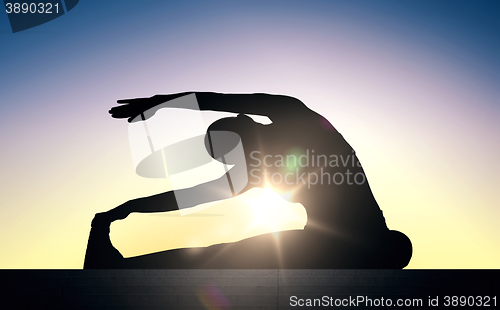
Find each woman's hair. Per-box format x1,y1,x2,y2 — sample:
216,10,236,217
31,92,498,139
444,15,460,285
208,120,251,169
204,114,258,162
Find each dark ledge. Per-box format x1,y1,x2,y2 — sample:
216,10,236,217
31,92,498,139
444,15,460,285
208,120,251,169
0,270,498,309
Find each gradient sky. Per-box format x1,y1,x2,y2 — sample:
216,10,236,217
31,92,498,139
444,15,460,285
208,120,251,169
0,0,499,268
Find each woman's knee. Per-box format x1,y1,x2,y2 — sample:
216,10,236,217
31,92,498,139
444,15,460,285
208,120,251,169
385,230,412,268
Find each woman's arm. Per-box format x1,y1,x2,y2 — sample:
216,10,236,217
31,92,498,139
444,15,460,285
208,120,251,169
109,92,308,122
95,172,243,224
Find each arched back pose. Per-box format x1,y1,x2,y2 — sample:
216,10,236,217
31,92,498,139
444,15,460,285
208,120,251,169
84,92,412,269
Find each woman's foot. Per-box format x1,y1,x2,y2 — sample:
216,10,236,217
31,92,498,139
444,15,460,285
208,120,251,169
91,212,113,228
84,213,124,269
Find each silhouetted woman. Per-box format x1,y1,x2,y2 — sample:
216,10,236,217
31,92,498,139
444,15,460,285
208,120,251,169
84,92,412,269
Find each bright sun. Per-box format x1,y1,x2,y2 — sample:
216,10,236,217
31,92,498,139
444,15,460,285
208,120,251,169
239,187,304,232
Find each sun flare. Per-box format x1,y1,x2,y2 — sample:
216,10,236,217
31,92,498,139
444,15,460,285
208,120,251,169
241,187,303,232
111,186,307,257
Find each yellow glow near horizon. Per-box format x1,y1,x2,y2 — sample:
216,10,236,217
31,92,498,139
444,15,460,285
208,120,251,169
110,187,307,258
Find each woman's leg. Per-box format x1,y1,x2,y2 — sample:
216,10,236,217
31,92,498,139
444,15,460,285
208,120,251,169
83,219,286,269
84,213,411,269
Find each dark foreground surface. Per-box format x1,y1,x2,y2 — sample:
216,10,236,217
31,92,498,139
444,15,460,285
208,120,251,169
0,269,498,309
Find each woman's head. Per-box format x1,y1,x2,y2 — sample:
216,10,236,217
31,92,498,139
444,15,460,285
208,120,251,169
204,114,259,162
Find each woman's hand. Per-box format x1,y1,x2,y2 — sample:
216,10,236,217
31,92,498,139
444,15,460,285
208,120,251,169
109,95,175,122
